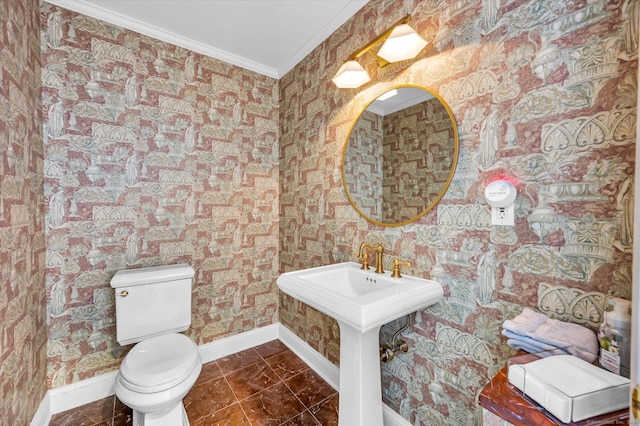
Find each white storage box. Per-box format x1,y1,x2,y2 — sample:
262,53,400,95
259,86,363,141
508,355,629,423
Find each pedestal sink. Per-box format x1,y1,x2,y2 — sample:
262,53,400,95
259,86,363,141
277,262,443,426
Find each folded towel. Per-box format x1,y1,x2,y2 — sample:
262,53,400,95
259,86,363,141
503,332,574,358
502,308,598,362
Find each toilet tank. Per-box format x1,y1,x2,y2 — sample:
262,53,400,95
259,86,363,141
110,264,195,345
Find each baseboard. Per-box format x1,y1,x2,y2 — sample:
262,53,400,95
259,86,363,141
30,370,119,426
49,371,119,415
383,404,412,426
278,324,340,390
28,393,51,426
31,322,410,426
198,323,279,363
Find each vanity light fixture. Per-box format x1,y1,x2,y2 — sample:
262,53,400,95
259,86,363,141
376,23,428,63
332,14,427,89
331,60,371,89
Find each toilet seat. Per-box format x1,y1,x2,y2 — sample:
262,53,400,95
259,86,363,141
119,334,200,394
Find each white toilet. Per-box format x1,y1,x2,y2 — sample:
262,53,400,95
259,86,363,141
110,263,202,426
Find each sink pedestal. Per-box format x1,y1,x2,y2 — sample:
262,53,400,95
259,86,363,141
338,322,384,426
276,262,444,426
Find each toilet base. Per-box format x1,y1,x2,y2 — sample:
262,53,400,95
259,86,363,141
132,401,189,426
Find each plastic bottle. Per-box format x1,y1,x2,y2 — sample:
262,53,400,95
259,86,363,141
598,297,631,378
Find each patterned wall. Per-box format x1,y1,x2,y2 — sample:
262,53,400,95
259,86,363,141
344,110,384,220
381,98,456,222
279,0,638,424
41,3,279,388
0,0,47,423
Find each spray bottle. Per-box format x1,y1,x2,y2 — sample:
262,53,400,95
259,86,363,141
598,297,631,378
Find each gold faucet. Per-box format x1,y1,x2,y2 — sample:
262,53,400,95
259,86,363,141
357,243,385,274
391,258,411,278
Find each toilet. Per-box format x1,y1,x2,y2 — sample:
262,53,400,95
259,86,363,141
110,263,202,426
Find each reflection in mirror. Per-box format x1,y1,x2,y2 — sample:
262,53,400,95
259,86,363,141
342,85,459,227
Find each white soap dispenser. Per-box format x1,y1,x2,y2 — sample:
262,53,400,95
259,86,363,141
599,297,631,378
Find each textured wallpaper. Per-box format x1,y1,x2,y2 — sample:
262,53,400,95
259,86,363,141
0,0,47,423
279,0,638,424
344,110,384,220
381,97,456,223
40,3,279,388
4,0,637,424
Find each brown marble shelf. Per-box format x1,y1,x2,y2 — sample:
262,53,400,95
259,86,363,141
478,364,629,426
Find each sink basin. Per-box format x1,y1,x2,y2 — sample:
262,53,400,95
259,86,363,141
277,262,443,426
277,261,444,332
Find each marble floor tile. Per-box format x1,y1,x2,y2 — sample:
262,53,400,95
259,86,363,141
48,396,114,425
184,377,237,420
190,402,252,426
285,368,336,408
196,360,224,384
239,381,306,425
254,339,290,359
264,350,310,381
307,393,339,426
225,360,281,400
216,348,263,373
49,340,338,426
281,409,323,425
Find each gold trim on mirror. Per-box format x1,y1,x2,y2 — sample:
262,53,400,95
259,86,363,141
341,84,459,227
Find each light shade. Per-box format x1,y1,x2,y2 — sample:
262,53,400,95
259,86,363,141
331,60,371,89
376,24,428,63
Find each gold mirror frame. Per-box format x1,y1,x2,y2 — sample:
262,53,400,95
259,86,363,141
341,84,459,227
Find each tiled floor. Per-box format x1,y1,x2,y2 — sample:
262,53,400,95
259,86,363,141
49,340,339,425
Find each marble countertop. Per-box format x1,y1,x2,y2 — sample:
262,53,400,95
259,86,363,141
478,363,630,426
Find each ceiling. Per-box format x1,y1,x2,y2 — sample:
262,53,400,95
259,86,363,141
44,0,369,78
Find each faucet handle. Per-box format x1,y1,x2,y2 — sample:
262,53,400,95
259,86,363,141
355,251,370,270
391,258,411,278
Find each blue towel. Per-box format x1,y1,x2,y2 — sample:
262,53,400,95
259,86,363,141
503,330,578,358
501,308,598,362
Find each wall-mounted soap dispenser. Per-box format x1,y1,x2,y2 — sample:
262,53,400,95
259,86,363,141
484,180,517,226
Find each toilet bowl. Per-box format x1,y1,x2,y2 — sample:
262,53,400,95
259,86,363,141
110,264,201,426
114,334,202,426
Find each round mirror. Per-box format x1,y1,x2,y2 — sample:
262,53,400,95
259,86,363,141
342,85,459,227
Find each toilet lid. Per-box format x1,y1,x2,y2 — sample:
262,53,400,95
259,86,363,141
120,334,200,391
